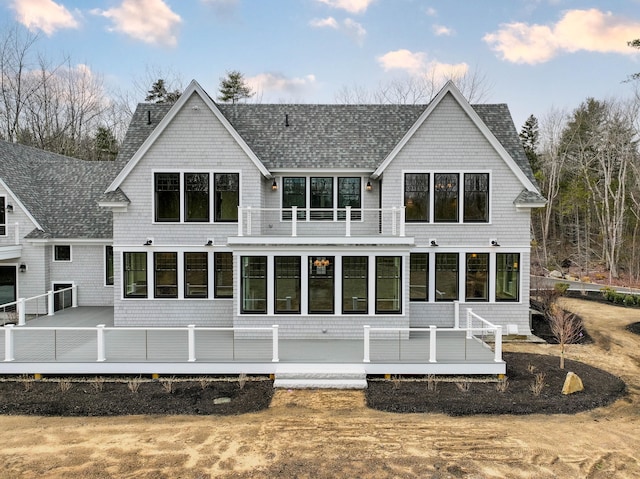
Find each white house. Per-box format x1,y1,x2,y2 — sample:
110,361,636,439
0,80,545,379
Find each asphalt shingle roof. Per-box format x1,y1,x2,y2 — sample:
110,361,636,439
0,141,116,239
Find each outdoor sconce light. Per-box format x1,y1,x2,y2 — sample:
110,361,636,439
6,204,13,213
491,239,500,247
430,239,438,247
205,239,213,246
272,179,278,191
19,263,27,273
366,181,372,191
144,238,153,246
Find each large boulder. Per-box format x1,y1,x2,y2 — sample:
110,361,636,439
562,371,584,395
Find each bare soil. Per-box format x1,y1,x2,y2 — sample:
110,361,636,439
0,297,639,478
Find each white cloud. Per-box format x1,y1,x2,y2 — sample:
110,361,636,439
484,8,640,64
432,24,453,36
309,17,339,29
92,0,182,47
377,49,427,74
246,73,317,99
424,7,437,17
11,0,79,35
200,0,238,18
315,0,374,14
310,16,366,45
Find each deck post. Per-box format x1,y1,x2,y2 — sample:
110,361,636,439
399,206,406,237
391,207,397,235
363,325,370,362
17,298,25,326
466,308,473,339
72,285,78,308
453,301,460,329
237,207,243,236
188,325,196,362
429,325,437,362
4,325,14,361
246,206,252,236
291,207,297,237
272,325,279,362
47,291,54,316
494,325,503,362
345,206,351,237
96,324,106,361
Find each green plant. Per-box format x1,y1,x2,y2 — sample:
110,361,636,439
554,282,569,295
624,294,636,307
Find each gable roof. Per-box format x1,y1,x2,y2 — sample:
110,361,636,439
107,80,271,192
0,141,115,239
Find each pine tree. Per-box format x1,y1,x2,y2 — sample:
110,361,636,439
628,39,640,81
145,79,181,103
519,114,540,174
218,70,254,104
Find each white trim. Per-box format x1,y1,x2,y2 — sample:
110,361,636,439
26,238,112,245
0,179,43,231
107,80,271,193
371,81,540,195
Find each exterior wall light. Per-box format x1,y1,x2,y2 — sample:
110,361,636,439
366,181,372,191
19,263,27,273
272,180,278,191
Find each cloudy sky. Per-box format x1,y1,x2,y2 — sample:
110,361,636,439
4,0,640,128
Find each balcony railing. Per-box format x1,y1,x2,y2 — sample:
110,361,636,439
238,206,406,237
0,286,77,326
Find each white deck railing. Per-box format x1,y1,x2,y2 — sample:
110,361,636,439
238,206,406,237
0,286,77,326
3,324,279,363
363,305,502,363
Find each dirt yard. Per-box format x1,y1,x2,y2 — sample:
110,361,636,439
1,297,639,479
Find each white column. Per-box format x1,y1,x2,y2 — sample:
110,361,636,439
345,206,351,237
17,298,25,326
72,285,78,308
272,325,279,362
4,325,14,361
291,206,297,237
47,291,54,316
96,324,106,362
399,206,406,237
188,325,196,362
429,325,437,362
494,325,503,362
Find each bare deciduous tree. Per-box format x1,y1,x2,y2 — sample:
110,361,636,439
549,304,583,369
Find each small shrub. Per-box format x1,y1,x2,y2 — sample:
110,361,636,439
580,276,591,283
496,377,509,393
530,372,546,396
90,376,105,392
613,292,625,304
554,282,569,295
425,374,437,392
127,378,142,393
58,378,72,393
199,378,210,390
20,374,33,392
624,295,636,307
455,380,471,392
160,376,175,394
600,286,615,302
527,364,536,374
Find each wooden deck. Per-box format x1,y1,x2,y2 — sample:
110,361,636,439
0,307,505,376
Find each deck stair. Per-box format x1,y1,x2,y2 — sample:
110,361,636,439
273,364,367,389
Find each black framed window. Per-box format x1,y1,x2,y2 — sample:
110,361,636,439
241,256,267,313
214,173,239,222
435,253,458,301
338,177,361,220
464,173,489,222
154,252,178,298
185,252,208,298
310,177,333,220
282,177,306,220
376,256,401,314
434,173,459,222
155,173,180,222
54,245,71,261
105,246,114,286
496,253,520,302
124,252,147,298
185,173,210,222
309,256,335,313
409,253,428,301
0,196,5,235
214,252,233,298
465,253,489,301
274,257,301,314
404,173,429,222
342,256,368,314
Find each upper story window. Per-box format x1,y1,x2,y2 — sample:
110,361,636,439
404,172,489,224
281,176,363,221
54,245,72,262
0,196,6,235
154,172,239,223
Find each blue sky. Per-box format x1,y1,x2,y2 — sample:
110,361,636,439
3,0,640,128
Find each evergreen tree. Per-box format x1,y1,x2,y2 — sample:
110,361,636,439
95,126,118,160
218,70,254,103
519,114,540,174
628,39,640,81
146,79,181,103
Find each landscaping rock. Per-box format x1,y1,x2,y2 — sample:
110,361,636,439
562,371,584,395
214,397,231,405
549,270,564,279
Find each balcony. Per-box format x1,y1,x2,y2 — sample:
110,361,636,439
231,206,413,246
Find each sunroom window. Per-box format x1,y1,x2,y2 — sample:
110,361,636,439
214,252,233,298
241,256,267,313
496,253,520,301
465,253,489,301
435,253,458,301
124,252,147,298
409,253,428,301
309,256,335,313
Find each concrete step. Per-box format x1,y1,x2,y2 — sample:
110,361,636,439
273,378,368,389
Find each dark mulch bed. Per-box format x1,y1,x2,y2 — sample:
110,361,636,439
0,376,273,416
530,310,593,344
366,352,627,416
627,322,640,335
